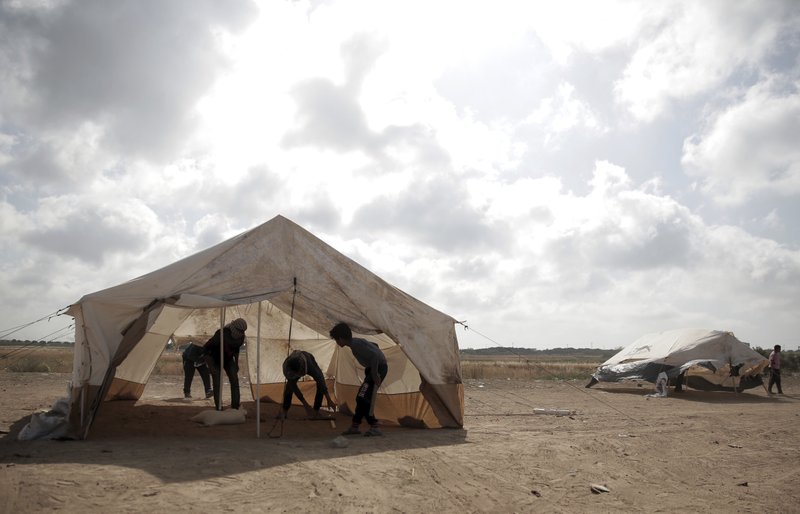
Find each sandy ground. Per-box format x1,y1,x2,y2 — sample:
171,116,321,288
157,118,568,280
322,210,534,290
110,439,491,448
0,371,798,513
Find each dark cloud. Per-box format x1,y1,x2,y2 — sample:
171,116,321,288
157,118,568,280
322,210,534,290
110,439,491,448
282,75,452,171
281,33,387,154
184,164,283,230
376,124,451,169
0,140,63,189
281,32,451,170
22,207,150,264
351,175,511,253
444,256,496,281
290,198,342,234
193,220,228,252
230,165,282,218
340,32,388,93
595,220,693,270
1,0,257,163
282,77,376,153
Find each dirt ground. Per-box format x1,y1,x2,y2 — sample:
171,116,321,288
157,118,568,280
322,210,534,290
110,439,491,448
0,371,798,513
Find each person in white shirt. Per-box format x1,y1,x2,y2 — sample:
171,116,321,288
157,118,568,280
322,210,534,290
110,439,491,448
767,345,783,395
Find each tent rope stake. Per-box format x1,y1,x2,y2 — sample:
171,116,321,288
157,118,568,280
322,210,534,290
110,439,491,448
267,418,284,438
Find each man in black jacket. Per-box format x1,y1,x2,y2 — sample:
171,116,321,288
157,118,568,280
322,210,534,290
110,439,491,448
204,318,247,410
330,322,388,437
182,342,212,399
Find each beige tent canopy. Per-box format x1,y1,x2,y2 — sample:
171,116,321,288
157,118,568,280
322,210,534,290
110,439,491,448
62,215,463,439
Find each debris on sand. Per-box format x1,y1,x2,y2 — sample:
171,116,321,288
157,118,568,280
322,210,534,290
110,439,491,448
331,435,349,448
590,484,610,494
534,408,575,416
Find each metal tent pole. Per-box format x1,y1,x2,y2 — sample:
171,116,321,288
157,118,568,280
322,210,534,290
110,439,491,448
218,308,225,411
256,301,262,438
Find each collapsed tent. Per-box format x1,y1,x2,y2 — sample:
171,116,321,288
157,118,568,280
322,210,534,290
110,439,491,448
586,328,768,392
49,215,463,440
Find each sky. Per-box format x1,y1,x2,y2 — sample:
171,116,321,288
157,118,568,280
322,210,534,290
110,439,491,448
1,0,799,350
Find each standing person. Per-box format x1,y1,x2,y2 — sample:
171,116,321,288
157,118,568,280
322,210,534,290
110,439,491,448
182,341,213,399
329,322,388,437
767,344,783,395
204,318,247,410
277,350,337,419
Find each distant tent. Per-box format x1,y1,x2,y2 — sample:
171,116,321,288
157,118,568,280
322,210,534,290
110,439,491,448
586,328,768,392
51,215,463,439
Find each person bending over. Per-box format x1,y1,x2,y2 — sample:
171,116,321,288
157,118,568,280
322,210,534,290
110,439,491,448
204,318,247,410
277,350,337,419
182,341,212,399
329,322,388,437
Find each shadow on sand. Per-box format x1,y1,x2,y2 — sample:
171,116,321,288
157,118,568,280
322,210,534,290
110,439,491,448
0,398,468,483
595,386,798,404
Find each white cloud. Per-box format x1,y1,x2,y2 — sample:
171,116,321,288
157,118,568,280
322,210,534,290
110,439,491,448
525,82,606,149
682,78,800,204
614,1,796,122
527,0,650,65
1,0,798,352
761,209,784,232
0,0,256,166
453,160,800,348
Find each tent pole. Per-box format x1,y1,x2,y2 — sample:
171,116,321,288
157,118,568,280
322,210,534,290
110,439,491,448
256,301,262,438
218,308,225,411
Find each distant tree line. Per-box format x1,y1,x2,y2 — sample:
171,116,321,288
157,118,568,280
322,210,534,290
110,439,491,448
0,340,73,347
460,346,619,359
3,341,794,371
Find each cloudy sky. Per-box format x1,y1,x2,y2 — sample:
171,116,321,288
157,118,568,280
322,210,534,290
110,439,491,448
1,0,799,350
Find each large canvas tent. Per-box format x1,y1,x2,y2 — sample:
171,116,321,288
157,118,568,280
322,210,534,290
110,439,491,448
586,328,768,392
56,215,463,439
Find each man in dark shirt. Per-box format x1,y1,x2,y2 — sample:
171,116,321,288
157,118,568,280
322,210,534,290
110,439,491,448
278,350,337,419
330,322,388,437
182,342,212,399
204,318,247,410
